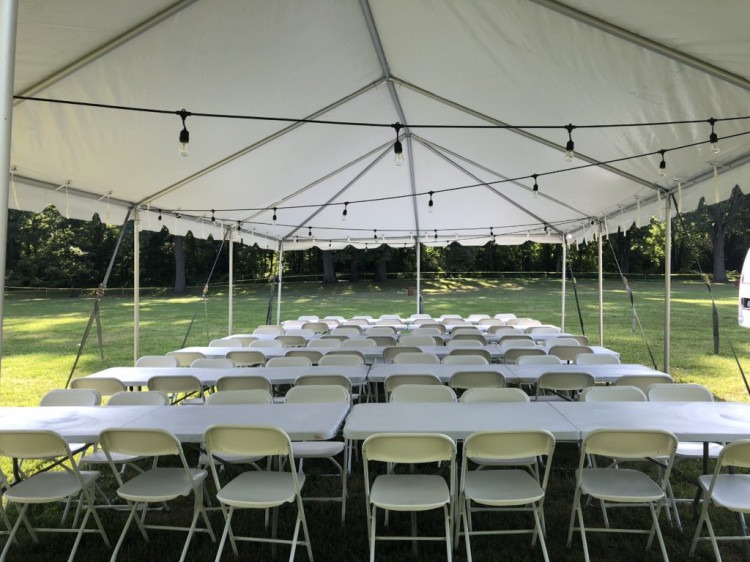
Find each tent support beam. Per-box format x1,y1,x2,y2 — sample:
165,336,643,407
276,242,283,326
664,195,672,373
530,0,750,93
598,222,604,346
561,240,567,333
0,0,17,376
392,76,659,192
15,0,200,103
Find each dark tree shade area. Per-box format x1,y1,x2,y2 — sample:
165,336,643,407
6,189,750,290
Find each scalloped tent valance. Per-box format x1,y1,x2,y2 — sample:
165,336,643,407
9,0,750,249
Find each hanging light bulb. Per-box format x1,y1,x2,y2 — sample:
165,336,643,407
708,118,720,154
392,122,405,166
564,124,575,162
532,174,539,198
272,207,277,224
341,202,348,222
308,226,313,238
177,109,190,157
428,191,434,213
658,150,666,177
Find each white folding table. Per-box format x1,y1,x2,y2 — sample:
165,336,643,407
505,363,669,384
175,345,386,363
367,364,510,384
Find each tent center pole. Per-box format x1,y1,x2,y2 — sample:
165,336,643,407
561,240,567,333
415,239,421,314
133,208,140,362
228,232,234,335
664,194,672,373
598,222,604,346
276,242,283,325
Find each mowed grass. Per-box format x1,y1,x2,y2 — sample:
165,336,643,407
0,277,749,561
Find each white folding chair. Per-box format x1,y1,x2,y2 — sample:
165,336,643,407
384,374,442,402
226,350,266,367
567,429,678,562
147,375,206,405
249,339,284,348
266,356,313,368
547,345,593,364
444,348,492,363
190,358,236,369
503,347,547,364
579,385,647,402
99,428,215,561
399,335,437,346
307,338,341,348
166,351,206,367
392,352,440,365
136,355,180,367
70,377,126,397
390,384,457,403
285,349,324,365
216,375,273,393
575,354,621,365
441,355,489,366
253,325,285,336
449,370,505,391
204,426,313,561
0,430,110,561
363,433,456,561
318,353,365,366
276,335,307,347
536,371,594,401
614,374,672,393
690,439,750,560
516,355,562,365
459,387,529,403
459,430,555,562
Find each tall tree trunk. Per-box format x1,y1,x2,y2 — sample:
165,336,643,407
708,186,742,283
374,255,387,282
349,254,359,282
322,250,337,284
174,235,186,294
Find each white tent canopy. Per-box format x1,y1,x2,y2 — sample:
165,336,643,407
7,0,750,249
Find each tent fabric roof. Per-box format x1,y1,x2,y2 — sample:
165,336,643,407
9,0,750,249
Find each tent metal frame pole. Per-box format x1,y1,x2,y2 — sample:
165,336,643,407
561,241,567,333
276,242,283,326
0,0,17,375
664,195,672,373
598,222,604,346
133,208,140,363
228,231,234,335
416,239,421,314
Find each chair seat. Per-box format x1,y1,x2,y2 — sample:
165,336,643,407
676,442,724,458
118,467,207,502
464,469,544,506
217,471,305,508
699,474,750,512
5,470,99,503
579,468,665,502
292,441,345,458
370,474,450,511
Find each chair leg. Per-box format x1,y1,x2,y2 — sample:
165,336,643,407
214,506,234,562
111,504,139,562
369,506,377,562
461,501,473,562
533,505,550,562
443,504,452,562
648,502,669,561
0,503,28,562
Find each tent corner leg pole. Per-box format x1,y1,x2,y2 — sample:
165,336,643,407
133,208,140,363
598,222,604,347
276,242,283,325
561,240,567,333
415,239,421,314
228,234,234,335
664,194,672,373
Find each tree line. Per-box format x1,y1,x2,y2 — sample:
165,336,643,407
6,188,750,291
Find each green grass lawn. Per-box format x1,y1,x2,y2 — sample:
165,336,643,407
0,277,749,561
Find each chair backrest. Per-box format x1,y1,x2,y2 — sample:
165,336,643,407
203,425,295,473
265,356,313,368
343,319,369,327
442,317,469,326
488,325,523,335
209,338,241,347
225,336,258,346
147,375,204,404
70,377,126,396
566,334,590,345
441,354,489,365
478,318,505,326
579,385,647,402
0,430,72,461
460,387,530,403
399,335,437,346
317,353,365,366
324,315,346,323
190,358,236,369
516,354,562,365
647,383,713,402
375,318,402,327
383,346,421,362
363,433,456,465
466,314,490,323
282,320,306,330
40,388,101,407
166,351,206,367
393,352,440,365
297,315,319,322
446,348,492,362
253,325,285,336
575,354,621,365
716,440,750,471
390,384,457,403
331,326,362,336
206,389,273,404
366,326,397,336
525,326,561,334
494,313,517,321
463,430,555,484
107,390,169,406
275,335,307,347
502,347,547,364
498,334,535,345
226,350,266,367
614,374,672,392
99,428,187,468
384,373,442,395
369,335,397,347
285,384,350,404
547,345,594,363
136,355,180,367
452,327,483,336
342,338,376,348
581,429,677,468
307,338,341,348
301,321,330,334
413,322,447,333
294,374,352,394
216,375,273,393
449,370,505,389
249,339,283,348
284,329,315,338
321,335,349,342
410,327,442,336
408,314,433,322
508,318,541,327
284,349,324,364
446,338,484,347
548,337,580,346
537,371,595,395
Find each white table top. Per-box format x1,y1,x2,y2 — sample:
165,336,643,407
0,406,162,442
505,363,668,383
176,345,385,363
124,402,350,442
550,401,750,442
367,364,509,383
343,402,581,441
87,365,370,387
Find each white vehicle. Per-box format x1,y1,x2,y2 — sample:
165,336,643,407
740,249,750,328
